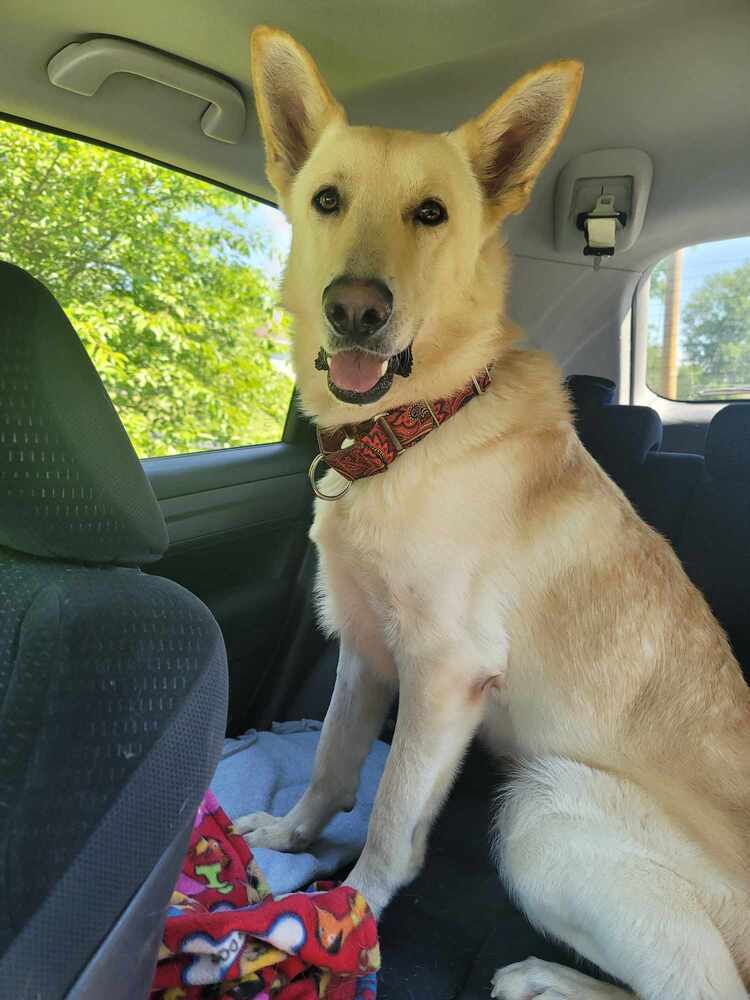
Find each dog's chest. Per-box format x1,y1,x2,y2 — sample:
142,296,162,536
311,477,511,674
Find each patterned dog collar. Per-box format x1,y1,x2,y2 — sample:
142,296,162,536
309,366,493,500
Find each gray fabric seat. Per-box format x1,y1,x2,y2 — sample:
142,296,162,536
0,261,228,1000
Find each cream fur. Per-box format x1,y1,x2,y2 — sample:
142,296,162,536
236,27,750,999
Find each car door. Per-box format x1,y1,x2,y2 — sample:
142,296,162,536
144,407,321,735
0,117,323,735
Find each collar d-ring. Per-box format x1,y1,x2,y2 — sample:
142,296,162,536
308,452,352,501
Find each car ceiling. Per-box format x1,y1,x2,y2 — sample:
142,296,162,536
3,0,749,380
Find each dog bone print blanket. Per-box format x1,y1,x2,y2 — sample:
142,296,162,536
150,790,380,1000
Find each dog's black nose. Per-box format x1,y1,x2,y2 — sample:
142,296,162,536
323,277,393,339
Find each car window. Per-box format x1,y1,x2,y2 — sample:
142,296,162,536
646,236,750,402
0,119,293,457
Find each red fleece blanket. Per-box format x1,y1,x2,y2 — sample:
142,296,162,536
150,790,379,999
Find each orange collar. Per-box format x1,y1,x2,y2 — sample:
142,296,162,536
309,366,492,500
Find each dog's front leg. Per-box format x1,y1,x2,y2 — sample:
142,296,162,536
234,641,394,852
345,659,488,915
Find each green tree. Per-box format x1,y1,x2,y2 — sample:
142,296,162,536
0,121,293,456
681,261,750,398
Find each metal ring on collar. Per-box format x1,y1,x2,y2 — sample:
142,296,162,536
308,452,352,501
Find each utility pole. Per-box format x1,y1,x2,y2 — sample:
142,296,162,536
661,248,684,398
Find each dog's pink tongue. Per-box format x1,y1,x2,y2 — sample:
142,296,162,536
328,350,385,393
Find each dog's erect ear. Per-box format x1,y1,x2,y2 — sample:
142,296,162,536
455,61,583,218
250,26,346,196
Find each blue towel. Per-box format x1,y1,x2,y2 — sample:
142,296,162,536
211,720,389,895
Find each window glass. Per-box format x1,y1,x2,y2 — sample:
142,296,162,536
646,236,750,401
0,120,293,456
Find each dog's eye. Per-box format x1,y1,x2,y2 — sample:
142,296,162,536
312,186,341,214
414,199,448,227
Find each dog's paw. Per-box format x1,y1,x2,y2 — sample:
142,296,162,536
490,958,622,999
232,812,311,852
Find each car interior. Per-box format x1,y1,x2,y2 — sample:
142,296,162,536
1,1,749,997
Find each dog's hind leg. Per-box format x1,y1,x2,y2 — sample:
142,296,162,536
490,758,748,1000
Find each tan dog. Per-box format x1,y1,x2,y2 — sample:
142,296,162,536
235,26,750,999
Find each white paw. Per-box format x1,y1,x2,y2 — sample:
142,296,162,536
231,811,311,852
490,957,617,999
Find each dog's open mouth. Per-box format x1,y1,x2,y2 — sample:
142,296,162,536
315,345,413,405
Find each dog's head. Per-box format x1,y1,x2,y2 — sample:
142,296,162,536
251,27,582,424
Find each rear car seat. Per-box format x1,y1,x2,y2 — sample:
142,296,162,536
566,373,616,431
569,380,749,677
566,375,705,549
580,404,704,549
674,404,750,677
0,262,228,999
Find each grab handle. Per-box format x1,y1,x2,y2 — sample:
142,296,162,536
48,38,246,144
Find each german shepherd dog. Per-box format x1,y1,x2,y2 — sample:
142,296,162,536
236,26,750,998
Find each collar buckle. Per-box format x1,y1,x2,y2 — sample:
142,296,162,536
308,452,352,501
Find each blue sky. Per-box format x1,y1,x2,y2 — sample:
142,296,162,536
679,235,750,302
185,200,291,285
245,202,291,283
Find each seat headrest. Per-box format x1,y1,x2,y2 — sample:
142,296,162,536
565,374,617,425
705,403,750,483
0,262,168,565
580,405,663,466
